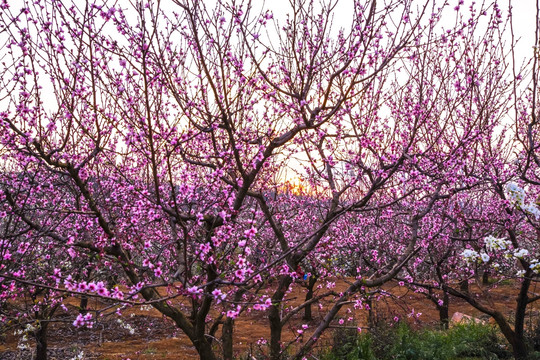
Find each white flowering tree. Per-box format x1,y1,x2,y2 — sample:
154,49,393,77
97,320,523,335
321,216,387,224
440,181,540,360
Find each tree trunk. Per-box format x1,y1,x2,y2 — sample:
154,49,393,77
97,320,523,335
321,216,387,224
367,298,374,328
193,338,217,360
491,311,529,360
34,322,49,360
269,305,283,360
221,289,246,359
459,279,469,293
515,274,532,340
303,276,318,321
437,292,449,329
482,271,489,286
222,318,234,360
269,275,293,360
79,295,88,314
511,339,530,360
505,329,529,360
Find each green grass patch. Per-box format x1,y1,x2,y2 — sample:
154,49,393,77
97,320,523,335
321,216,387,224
322,322,511,360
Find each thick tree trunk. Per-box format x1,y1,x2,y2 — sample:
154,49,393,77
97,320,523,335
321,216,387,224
511,338,530,360
222,318,234,360
193,338,217,360
505,330,529,360
34,323,48,360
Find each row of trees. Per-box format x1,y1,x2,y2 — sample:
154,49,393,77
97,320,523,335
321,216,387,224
1,0,540,359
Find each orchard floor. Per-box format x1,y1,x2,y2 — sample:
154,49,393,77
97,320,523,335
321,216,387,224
0,279,532,359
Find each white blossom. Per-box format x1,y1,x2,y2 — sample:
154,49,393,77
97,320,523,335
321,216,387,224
530,259,540,274
506,183,526,207
514,248,529,259
484,235,511,251
461,249,479,263
522,203,540,220
480,252,490,263
506,183,540,219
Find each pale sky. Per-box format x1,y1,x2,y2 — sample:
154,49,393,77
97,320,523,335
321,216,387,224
156,0,538,66
0,0,537,178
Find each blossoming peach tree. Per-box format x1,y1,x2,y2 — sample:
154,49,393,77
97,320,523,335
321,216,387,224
0,0,525,359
